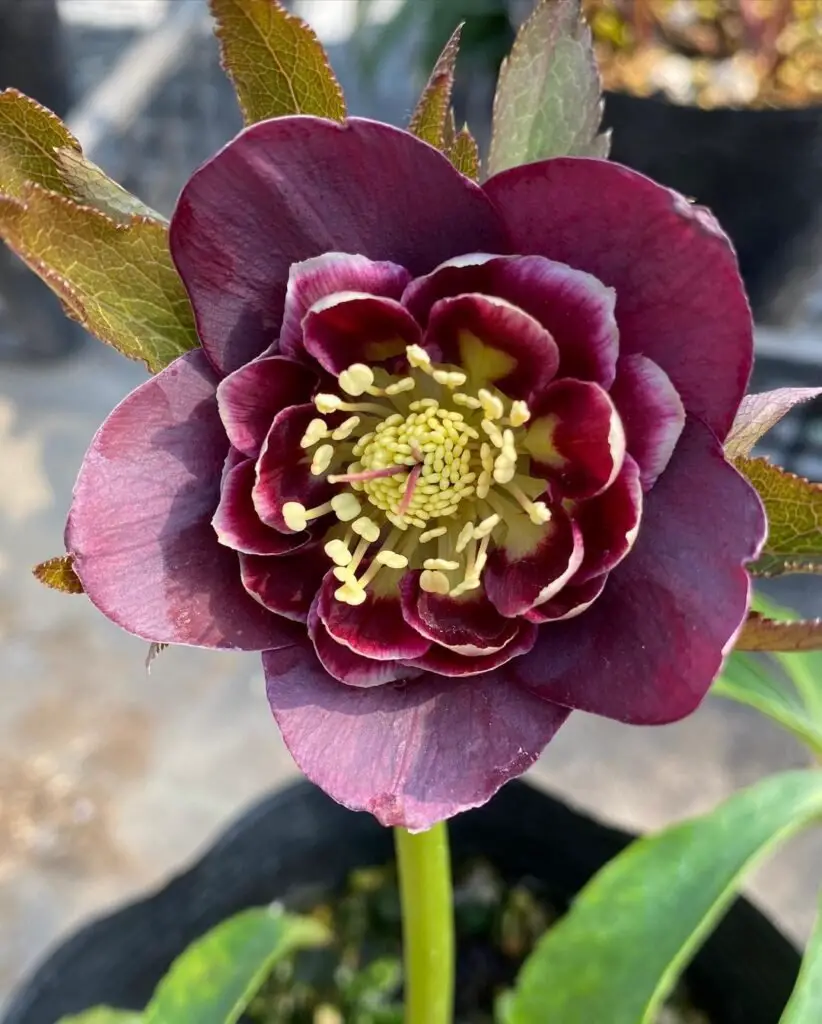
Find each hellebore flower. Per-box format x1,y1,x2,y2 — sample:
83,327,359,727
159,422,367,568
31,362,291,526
66,117,766,830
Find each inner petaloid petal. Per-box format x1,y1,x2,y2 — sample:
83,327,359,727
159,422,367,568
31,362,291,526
423,292,559,400
524,379,626,499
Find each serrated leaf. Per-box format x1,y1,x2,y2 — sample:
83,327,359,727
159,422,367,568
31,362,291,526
58,1010,141,1024
736,613,822,653
55,148,163,223
713,652,822,757
736,458,822,577
780,890,822,1023
726,388,822,460
144,906,328,1024
210,0,346,126
488,0,606,176
33,555,84,595
408,24,463,150
0,89,158,222
501,771,822,1024
448,125,480,180
0,185,197,373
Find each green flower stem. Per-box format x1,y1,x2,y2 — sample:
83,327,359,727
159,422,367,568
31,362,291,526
394,822,455,1024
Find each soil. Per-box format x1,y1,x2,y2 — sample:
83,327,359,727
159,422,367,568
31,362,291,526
586,0,822,109
246,859,710,1024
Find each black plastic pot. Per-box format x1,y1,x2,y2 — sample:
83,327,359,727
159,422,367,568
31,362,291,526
3,780,800,1024
604,90,822,323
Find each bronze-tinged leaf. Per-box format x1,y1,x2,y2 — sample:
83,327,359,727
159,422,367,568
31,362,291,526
735,612,822,652
725,387,822,461
736,457,822,577
0,185,198,374
210,0,346,126
448,125,480,181
0,89,158,222
488,0,607,176
408,24,463,150
33,555,84,594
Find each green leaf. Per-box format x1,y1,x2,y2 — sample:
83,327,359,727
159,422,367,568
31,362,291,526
0,185,197,373
488,0,606,176
210,0,346,125
448,125,481,180
751,592,822,723
0,89,159,221
58,1010,141,1024
726,388,822,461
408,24,463,150
501,771,822,1024
736,612,822,653
144,906,329,1024
736,458,822,577
33,555,84,595
713,652,822,757
780,891,822,1023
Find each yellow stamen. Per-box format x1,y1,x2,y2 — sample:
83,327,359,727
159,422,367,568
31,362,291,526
420,526,448,544
478,389,505,421
474,513,500,539
455,522,475,553
453,393,482,410
509,400,530,427
385,377,416,396
315,393,387,417
332,416,360,441
406,344,432,372
335,579,367,605
423,558,460,572
331,492,362,522
311,444,334,476
324,538,353,566
338,363,374,396
376,550,408,569
420,569,450,594
352,516,381,543
505,484,551,525
433,369,467,389
481,419,505,448
300,418,328,448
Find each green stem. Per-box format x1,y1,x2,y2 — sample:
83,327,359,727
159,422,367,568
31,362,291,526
394,822,455,1024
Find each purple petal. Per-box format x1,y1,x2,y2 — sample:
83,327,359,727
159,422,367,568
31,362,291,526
403,622,538,676
253,404,334,531
317,570,431,660
484,506,583,617
279,253,411,360
264,642,569,828
484,159,752,438
510,419,767,724
572,454,643,583
609,355,685,490
216,356,317,458
170,117,506,375
240,546,328,622
66,351,300,651
524,575,607,623
308,599,419,687
403,254,619,387
213,459,310,556
423,292,558,400
525,379,625,499
400,571,522,652
303,293,421,374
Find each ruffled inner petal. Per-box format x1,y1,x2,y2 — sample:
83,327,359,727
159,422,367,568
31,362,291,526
240,545,329,622
402,621,538,677
571,454,643,584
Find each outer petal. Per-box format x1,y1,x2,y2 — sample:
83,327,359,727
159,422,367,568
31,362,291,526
302,293,421,375
484,507,583,617
403,622,538,677
403,253,619,387
524,575,607,623
213,458,311,555
308,600,418,687
400,571,522,653
317,571,431,660
253,404,334,531
571,454,643,584
66,351,300,651
216,356,317,458
510,419,767,724
484,159,752,437
279,253,411,360
524,379,626,499
264,642,570,829
609,354,685,491
171,116,507,375
423,293,559,400
240,546,327,622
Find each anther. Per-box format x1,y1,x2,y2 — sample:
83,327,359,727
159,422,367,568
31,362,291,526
324,539,353,566
300,418,328,448
385,377,416,396
453,393,482,410
509,400,531,427
311,444,334,476
423,558,460,572
433,369,467,389
352,516,381,543
332,416,360,441
331,493,362,522
478,389,505,421
376,550,408,569
420,569,450,594
338,363,374,396
481,419,505,448
474,513,500,539
420,526,448,544
406,344,433,372
335,579,367,605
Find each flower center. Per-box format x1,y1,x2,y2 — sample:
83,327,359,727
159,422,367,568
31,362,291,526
283,344,550,606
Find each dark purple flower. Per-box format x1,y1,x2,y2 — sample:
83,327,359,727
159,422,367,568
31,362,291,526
66,117,766,829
